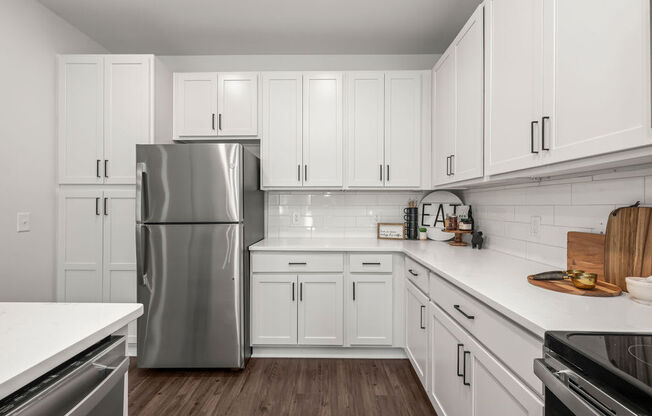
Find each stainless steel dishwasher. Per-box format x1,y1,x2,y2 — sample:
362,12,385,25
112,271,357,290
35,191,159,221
0,336,128,416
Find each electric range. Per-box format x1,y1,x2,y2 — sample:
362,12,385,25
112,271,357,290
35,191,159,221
534,331,652,415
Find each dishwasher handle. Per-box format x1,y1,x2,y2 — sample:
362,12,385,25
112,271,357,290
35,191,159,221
65,357,129,416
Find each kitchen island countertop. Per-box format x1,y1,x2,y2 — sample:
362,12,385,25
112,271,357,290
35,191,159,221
0,302,142,400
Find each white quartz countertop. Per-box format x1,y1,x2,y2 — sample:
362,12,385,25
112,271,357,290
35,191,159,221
251,238,652,338
0,302,142,400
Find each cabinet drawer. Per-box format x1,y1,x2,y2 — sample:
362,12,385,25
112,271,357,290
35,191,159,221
430,274,543,394
251,252,344,273
405,256,429,294
349,254,393,273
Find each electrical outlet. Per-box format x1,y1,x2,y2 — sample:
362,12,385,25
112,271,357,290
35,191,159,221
530,216,541,237
17,212,30,232
292,211,300,225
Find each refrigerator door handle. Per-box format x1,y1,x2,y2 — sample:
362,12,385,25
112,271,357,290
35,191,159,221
136,225,150,288
136,162,148,222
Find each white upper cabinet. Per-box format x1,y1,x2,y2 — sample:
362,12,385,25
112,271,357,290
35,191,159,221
173,72,218,137
485,0,544,176
58,56,104,184
217,72,258,136
261,73,303,188
453,7,484,182
303,73,344,187
347,72,385,187
104,55,153,184
433,52,456,186
541,0,651,165
58,55,153,185
433,6,484,186
385,72,422,188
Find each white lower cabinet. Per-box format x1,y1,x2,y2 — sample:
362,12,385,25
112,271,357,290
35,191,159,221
405,280,429,386
348,274,393,345
298,275,343,345
251,272,343,346
251,274,298,345
429,302,543,416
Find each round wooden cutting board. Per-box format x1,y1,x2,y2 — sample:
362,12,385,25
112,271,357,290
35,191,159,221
527,275,622,297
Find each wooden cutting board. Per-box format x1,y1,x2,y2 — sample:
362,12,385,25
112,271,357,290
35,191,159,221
527,275,622,297
605,206,652,291
567,232,605,280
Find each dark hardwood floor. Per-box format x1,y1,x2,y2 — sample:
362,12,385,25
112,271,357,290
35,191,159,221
128,358,436,416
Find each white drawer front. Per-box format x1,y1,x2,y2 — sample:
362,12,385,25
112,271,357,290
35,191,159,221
405,256,429,294
430,274,543,394
251,252,344,273
349,253,393,273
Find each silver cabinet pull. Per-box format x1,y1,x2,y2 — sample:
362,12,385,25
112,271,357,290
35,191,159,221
96,160,101,178
136,163,148,223
450,155,455,175
541,116,550,151
212,113,216,130
104,160,109,178
103,197,108,216
95,197,100,215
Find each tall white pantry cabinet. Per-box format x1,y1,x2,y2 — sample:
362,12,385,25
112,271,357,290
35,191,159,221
56,55,154,349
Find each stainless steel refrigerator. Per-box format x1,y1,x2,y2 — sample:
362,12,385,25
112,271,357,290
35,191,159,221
135,143,263,368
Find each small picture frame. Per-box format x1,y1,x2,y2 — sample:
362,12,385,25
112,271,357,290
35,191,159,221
377,223,405,240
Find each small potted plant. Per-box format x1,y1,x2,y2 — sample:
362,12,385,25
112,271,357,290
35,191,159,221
418,227,428,241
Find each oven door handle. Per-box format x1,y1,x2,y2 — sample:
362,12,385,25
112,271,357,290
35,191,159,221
534,359,635,416
65,356,129,416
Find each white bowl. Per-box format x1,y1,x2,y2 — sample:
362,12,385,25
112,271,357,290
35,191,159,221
626,277,652,304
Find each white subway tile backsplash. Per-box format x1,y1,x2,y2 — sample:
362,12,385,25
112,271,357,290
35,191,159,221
279,194,312,206
485,235,527,259
571,177,644,205
524,184,572,205
526,242,566,268
553,205,614,232
514,205,554,225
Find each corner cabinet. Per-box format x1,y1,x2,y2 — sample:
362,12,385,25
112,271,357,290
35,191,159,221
433,5,484,186
429,303,543,416
58,55,153,185
173,72,258,139
485,0,651,176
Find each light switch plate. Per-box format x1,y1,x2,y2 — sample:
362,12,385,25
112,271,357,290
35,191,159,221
17,212,30,232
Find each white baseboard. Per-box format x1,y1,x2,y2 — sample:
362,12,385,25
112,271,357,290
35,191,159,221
252,346,407,359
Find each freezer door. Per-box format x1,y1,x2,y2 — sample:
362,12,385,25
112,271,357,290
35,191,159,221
136,223,243,368
136,144,242,223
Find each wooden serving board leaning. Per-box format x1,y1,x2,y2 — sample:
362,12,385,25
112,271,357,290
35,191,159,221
527,275,622,297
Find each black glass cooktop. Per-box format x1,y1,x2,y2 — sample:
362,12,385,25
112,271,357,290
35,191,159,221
546,332,652,404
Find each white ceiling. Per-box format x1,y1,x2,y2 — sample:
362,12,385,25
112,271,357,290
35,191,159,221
38,0,482,55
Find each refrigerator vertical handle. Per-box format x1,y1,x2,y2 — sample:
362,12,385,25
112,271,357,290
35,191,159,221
136,162,148,223
136,225,149,287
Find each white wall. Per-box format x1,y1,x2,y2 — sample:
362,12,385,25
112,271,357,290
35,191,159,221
462,166,652,268
0,0,108,301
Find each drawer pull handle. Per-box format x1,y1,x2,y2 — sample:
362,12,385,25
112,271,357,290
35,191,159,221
288,262,307,265
408,269,418,276
456,344,464,377
419,305,426,329
362,262,381,266
463,351,471,386
454,304,475,320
